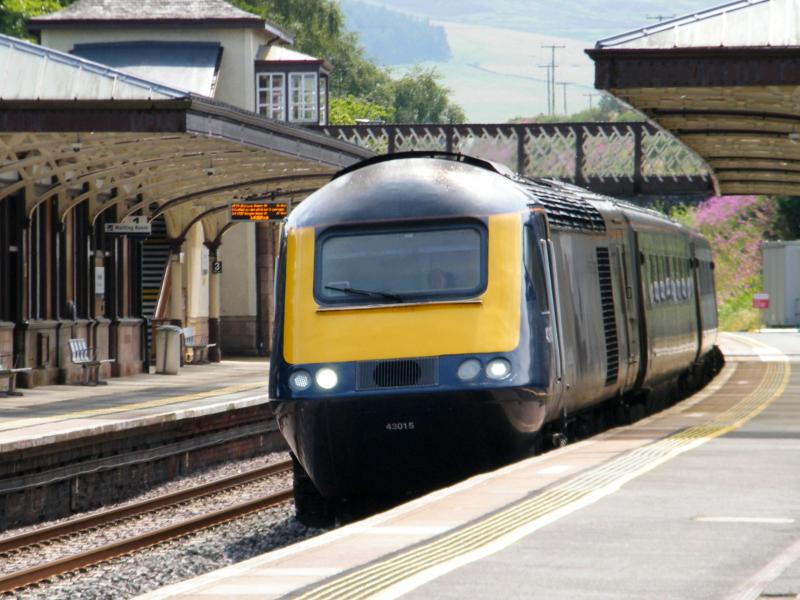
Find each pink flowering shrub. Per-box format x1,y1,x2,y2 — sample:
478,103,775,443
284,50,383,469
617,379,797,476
673,195,777,331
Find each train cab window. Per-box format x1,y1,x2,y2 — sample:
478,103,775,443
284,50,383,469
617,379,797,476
315,222,487,305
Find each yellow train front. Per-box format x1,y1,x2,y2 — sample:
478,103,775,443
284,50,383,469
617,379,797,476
269,153,554,514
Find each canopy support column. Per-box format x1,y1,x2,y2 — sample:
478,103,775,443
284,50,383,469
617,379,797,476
167,239,184,324
206,241,222,363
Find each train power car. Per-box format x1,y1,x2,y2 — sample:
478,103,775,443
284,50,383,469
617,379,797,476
268,152,722,524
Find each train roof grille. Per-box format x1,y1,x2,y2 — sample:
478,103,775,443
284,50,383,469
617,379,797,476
521,179,607,232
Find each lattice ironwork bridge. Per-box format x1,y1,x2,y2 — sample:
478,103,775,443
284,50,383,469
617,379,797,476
319,122,713,197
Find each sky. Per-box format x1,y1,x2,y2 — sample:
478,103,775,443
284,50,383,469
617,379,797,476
356,0,716,121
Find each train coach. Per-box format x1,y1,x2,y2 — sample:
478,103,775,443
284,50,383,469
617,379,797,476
268,152,722,524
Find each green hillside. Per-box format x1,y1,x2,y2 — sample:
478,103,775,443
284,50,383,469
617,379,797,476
340,0,450,65
358,0,715,40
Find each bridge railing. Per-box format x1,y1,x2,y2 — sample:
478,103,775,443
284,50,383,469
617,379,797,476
318,122,712,196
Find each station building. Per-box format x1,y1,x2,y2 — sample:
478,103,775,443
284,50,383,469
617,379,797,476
0,0,368,387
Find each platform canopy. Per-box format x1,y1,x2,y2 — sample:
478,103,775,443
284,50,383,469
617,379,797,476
0,34,371,242
588,0,800,197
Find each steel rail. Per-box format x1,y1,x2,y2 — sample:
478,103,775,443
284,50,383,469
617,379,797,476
0,459,292,554
0,487,294,593
0,460,294,593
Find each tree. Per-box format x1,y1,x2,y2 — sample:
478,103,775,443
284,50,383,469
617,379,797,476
773,197,800,240
392,66,465,124
1,0,73,39
329,94,392,125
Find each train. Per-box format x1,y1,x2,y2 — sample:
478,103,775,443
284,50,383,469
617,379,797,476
268,152,723,524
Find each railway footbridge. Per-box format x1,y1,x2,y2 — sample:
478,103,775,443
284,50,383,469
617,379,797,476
319,122,713,198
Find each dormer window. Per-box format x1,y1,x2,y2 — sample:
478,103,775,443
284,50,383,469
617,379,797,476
289,73,318,123
255,45,331,125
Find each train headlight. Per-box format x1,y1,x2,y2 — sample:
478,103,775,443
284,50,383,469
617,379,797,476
315,367,338,390
457,358,482,381
289,370,312,391
486,358,512,380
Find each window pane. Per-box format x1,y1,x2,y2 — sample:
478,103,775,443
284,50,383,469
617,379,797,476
289,73,317,122
317,225,486,304
257,73,285,119
319,77,327,125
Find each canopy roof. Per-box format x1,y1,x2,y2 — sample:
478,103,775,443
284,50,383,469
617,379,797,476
72,41,223,97
0,34,370,242
589,0,800,196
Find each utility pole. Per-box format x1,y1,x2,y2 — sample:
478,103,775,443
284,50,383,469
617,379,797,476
584,92,598,110
539,65,551,115
542,45,565,116
560,82,568,115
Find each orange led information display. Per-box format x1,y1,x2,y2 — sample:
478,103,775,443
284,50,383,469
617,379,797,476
230,202,289,221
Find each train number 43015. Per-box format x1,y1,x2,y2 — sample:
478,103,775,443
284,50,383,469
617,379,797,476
385,421,415,431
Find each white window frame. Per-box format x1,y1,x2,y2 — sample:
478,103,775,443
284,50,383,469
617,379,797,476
289,72,318,123
256,72,285,120
319,75,328,126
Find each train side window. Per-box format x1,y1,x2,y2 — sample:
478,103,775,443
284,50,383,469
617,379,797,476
683,258,691,301
664,256,672,302
655,255,663,304
650,255,659,305
523,225,549,311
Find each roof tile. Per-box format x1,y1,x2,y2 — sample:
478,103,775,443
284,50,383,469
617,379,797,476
30,0,263,22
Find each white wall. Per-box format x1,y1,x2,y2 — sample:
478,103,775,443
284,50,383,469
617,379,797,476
41,27,263,110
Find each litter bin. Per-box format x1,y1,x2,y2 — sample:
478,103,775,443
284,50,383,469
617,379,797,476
156,325,182,374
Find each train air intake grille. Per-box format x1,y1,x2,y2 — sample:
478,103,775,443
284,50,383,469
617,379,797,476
357,357,438,390
596,248,619,387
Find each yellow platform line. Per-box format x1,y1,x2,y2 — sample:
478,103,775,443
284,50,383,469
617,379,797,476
298,360,789,600
0,382,266,433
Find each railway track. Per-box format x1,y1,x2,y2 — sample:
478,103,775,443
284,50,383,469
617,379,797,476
0,459,294,594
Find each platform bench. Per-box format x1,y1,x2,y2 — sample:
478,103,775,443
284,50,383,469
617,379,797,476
182,327,216,364
68,338,115,385
0,353,31,396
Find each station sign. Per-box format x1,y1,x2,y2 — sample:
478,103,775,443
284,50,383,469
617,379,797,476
752,292,769,309
104,215,151,236
230,201,289,222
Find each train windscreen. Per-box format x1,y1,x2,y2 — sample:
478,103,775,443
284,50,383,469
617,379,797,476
315,222,487,305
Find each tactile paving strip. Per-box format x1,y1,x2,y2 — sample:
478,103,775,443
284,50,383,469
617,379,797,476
297,361,790,600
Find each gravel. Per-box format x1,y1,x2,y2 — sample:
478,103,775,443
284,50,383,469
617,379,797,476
0,452,291,543
12,505,323,600
1,451,327,600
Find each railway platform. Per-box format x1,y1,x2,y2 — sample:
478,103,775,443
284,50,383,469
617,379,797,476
0,358,270,451
0,358,274,528
140,331,800,600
